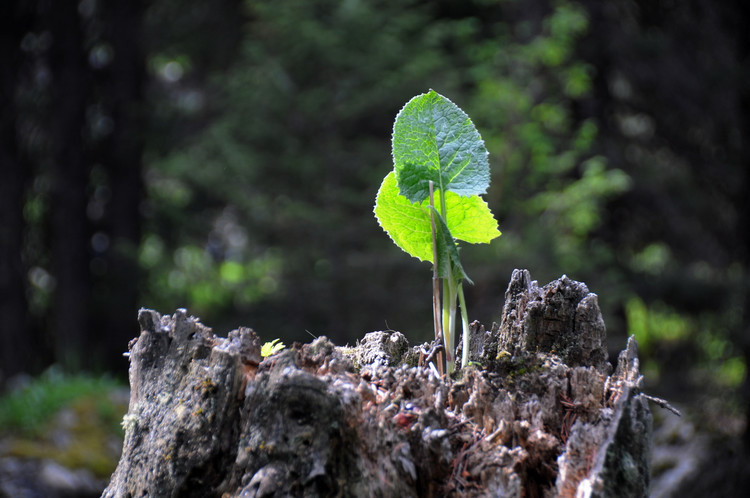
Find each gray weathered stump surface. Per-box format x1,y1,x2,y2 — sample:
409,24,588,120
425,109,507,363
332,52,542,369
104,269,652,497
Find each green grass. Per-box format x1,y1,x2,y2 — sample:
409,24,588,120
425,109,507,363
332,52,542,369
0,367,125,438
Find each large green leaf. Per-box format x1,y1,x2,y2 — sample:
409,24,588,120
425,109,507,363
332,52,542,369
392,90,490,203
374,172,500,264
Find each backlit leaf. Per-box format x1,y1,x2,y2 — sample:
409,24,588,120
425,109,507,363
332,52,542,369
374,172,500,264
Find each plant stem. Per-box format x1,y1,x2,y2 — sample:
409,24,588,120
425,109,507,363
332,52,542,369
458,282,470,369
427,181,444,375
443,276,457,373
438,188,458,372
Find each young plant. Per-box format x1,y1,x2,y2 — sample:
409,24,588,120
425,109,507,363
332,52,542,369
261,338,286,357
374,90,500,373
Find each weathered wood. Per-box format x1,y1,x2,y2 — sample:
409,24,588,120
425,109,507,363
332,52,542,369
104,270,652,497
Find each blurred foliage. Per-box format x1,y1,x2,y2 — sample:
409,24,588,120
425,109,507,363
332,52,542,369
3,394,126,477
626,296,746,393
9,0,747,411
0,368,126,477
462,2,631,289
0,367,125,438
137,0,634,349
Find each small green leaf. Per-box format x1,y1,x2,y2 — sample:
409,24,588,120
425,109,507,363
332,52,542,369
261,338,285,357
374,172,501,263
392,90,490,203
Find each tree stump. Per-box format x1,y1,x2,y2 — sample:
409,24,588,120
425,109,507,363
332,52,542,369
103,269,652,497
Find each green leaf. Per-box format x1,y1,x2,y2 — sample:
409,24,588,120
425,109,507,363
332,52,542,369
261,338,286,357
440,192,502,245
392,90,490,203
430,207,471,284
374,172,434,262
374,172,501,263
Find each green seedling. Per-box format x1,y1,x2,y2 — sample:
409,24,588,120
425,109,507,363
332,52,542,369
374,90,500,373
261,338,286,357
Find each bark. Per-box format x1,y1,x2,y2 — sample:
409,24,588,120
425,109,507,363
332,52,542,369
104,270,653,497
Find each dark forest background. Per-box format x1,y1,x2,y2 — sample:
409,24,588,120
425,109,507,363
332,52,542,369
1,0,749,460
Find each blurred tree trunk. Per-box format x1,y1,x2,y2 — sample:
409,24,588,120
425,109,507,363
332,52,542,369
577,0,749,418
93,0,146,370
0,2,34,382
5,0,147,373
46,0,93,370
735,0,750,454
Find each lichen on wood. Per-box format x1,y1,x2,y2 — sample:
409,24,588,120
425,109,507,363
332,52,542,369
104,269,653,497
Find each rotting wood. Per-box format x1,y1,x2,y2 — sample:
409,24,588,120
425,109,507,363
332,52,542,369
104,269,654,497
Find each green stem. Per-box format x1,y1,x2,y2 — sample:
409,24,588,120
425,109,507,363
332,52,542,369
458,282,470,369
443,274,458,373
428,181,444,375
439,188,458,373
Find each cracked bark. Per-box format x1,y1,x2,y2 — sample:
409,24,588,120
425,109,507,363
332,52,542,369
104,269,652,497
